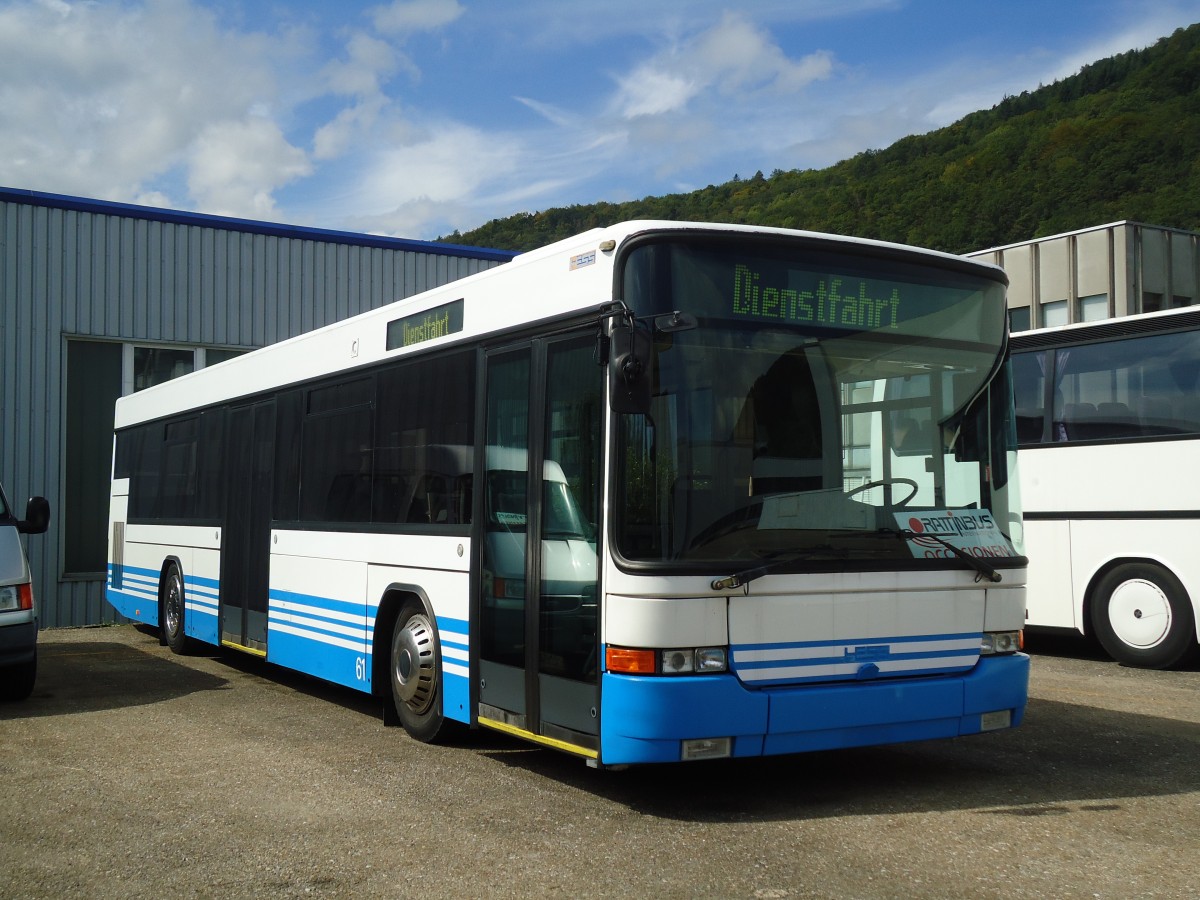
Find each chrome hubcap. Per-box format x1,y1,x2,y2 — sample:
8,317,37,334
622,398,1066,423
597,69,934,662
392,614,436,714
165,576,182,633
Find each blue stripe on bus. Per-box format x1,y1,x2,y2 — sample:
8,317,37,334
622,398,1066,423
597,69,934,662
265,590,472,720
106,568,471,717
105,564,222,645
739,664,978,687
729,631,981,685
267,588,370,690
106,564,161,623
183,573,221,645
437,616,470,723
732,631,980,652
732,647,977,669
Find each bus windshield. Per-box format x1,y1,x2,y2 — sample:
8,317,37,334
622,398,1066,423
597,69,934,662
614,237,1023,568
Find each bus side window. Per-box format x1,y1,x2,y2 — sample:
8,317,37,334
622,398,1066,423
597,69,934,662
1009,352,1045,444
455,474,472,525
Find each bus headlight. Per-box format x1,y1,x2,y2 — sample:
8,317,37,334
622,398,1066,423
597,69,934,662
981,631,1021,655
661,646,728,674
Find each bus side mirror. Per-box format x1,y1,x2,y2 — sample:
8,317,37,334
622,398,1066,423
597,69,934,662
18,496,50,535
608,319,652,415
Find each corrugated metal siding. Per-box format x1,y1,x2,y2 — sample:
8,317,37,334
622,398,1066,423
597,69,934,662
0,194,509,628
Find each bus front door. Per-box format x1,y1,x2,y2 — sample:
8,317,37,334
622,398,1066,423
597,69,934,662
479,333,603,757
220,400,274,655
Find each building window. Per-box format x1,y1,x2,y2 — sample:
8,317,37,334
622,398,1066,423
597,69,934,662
1143,292,1164,313
134,346,195,392
65,339,249,578
1171,295,1193,309
1009,307,1031,332
203,348,247,367
1077,294,1108,323
1041,300,1068,328
65,341,123,575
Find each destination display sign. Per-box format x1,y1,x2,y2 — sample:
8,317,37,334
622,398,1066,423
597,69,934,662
731,263,904,330
386,299,464,350
621,240,1003,343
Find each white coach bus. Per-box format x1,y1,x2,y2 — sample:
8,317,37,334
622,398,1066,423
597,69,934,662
107,221,1029,766
1011,306,1200,668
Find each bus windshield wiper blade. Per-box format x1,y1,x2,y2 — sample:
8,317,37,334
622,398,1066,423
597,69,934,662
711,545,848,592
878,527,1002,583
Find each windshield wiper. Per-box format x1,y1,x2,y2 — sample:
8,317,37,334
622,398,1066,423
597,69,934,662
877,527,1002,583
711,545,849,592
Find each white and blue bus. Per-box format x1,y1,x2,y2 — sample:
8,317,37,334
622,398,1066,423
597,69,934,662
106,221,1028,766
1011,306,1200,668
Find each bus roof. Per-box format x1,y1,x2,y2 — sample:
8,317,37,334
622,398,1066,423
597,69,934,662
114,220,1006,429
1010,304,1200,351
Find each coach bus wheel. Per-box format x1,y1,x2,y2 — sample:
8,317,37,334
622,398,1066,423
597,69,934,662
161,563,188,655
1090,563,1199,669
390,603,446,742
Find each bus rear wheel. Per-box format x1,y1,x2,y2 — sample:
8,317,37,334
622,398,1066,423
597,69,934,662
161,563,188,655
390,603,446,742
1090,563,1199,669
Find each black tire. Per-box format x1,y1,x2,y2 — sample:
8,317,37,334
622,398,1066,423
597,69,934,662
390,602,447,742
161,563,188,655
1090,563,1199,669
0,649,36,701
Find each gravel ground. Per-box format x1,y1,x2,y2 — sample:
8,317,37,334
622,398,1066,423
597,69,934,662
1,625,1197,899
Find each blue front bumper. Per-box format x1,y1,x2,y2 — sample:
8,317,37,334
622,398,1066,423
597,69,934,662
599,653,1029,765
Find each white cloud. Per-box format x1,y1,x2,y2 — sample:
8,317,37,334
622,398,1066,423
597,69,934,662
616,68,698,118
187,118,312,219
2,0,1195,243
322,31,404,96
611,13,833,120
478,0,898,48
370,0,463,35
1048,12,1196,85
343,122,523,235
313,96,389,161
0,0,309,215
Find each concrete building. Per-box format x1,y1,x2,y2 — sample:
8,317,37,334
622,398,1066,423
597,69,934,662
1,186,514,628
966,221,1200,332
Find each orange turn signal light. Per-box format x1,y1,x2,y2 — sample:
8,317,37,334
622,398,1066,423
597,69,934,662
605,646,656,674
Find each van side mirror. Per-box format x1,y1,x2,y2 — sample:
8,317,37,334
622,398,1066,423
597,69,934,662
608,318,652,415
18,496,50,535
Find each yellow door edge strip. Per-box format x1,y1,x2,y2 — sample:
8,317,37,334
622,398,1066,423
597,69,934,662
221,640,267,658
477,716,599,760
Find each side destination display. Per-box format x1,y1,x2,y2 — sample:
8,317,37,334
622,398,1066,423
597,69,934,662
386,299,464,350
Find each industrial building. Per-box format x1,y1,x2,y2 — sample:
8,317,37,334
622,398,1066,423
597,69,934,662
0,186,513,628
966,221,1200,331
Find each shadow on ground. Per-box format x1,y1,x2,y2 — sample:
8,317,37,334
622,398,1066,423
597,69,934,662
0,638,229,720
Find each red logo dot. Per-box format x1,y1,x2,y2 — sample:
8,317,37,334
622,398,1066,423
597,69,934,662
908,517,924,532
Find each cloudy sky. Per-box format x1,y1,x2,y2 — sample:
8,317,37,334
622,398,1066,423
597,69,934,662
2,0,1198,241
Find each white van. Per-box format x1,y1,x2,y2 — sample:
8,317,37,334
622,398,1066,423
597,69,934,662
0,483,49,701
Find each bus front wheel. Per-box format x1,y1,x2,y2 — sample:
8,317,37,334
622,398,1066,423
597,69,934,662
390,603,446,742
161,563,188,655
1090,563,1199,669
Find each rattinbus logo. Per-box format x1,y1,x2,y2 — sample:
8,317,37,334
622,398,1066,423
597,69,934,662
897,511,1014,559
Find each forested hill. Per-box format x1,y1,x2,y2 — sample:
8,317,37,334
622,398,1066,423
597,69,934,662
442,23,1200,255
